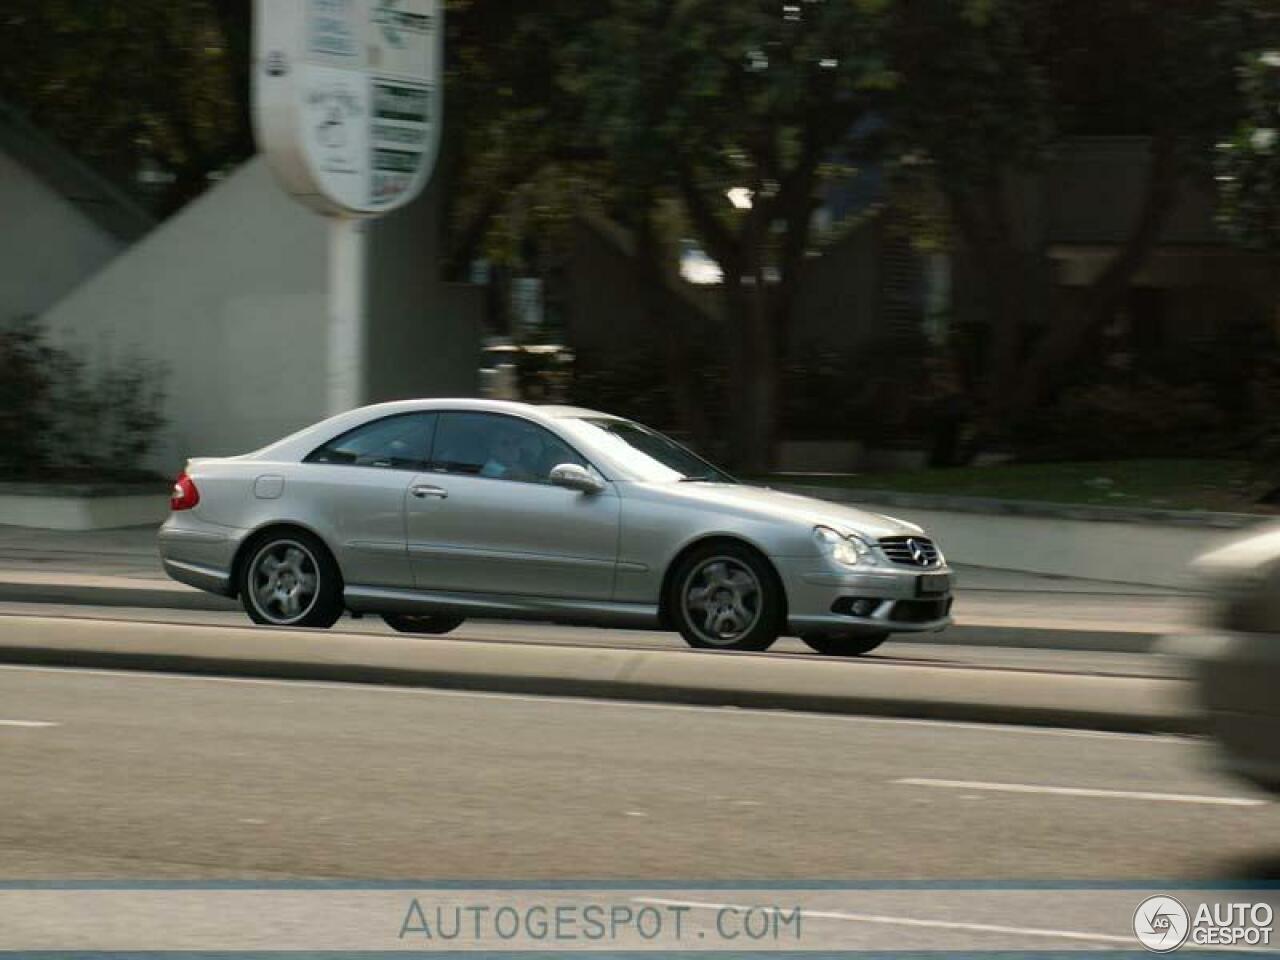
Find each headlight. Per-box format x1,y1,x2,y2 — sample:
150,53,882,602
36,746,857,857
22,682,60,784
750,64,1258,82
813,525,873,567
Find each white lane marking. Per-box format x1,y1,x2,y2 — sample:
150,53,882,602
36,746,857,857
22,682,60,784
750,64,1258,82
0,664,1178,742
896,777,1264,807
635,897,1136,947
0,719,57,728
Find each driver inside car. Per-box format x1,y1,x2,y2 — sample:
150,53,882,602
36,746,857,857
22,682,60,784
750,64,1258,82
479,428,538,482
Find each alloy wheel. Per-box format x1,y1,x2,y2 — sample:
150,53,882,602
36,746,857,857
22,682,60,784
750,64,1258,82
248,540,320,625
681,556,763,646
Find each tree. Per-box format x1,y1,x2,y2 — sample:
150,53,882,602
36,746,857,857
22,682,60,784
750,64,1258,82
574,0,896,471
1218,46,1280,251
0,0,251,215
890,0,1260,445
441,0,605,277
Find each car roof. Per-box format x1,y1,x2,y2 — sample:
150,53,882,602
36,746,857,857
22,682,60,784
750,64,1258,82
358,398,614,420
242,398,621,464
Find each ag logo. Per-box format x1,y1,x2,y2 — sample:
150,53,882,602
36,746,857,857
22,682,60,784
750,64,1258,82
1134,895,1190,952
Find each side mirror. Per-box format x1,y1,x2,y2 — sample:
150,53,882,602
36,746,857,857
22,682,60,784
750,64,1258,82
549,463,605,494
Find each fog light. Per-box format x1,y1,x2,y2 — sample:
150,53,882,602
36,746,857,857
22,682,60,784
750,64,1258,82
833,597,881,617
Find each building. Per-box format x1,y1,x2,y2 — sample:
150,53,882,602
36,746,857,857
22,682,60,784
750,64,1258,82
0,100,152,322
0,102,483,475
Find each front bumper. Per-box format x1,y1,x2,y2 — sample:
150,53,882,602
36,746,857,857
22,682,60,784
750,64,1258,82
1172,630,1280,794
776,558,954,636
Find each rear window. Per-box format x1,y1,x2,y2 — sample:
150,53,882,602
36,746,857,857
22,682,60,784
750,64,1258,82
305,412,437,470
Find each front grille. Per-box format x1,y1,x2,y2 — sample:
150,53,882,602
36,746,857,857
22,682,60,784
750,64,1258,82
878,535,941,568
890,598,951,623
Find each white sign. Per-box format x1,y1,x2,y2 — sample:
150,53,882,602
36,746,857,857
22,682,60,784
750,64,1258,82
253,0,442,218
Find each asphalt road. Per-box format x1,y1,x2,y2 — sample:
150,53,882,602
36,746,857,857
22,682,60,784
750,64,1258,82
1,658,1276,883
0,601,1181,677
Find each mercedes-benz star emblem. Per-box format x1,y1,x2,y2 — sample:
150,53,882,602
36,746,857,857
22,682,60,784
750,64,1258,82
907,538,930,567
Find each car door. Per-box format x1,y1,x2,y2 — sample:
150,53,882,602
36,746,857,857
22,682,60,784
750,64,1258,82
295,411,437,589
405,411,620,599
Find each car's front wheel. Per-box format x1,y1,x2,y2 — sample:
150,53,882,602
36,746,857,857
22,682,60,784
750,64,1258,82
240,530,344,629
668,543,784,652
381,613,465,635
802,632,888,656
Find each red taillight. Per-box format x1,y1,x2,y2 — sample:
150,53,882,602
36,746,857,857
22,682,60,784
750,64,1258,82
170,471,200,511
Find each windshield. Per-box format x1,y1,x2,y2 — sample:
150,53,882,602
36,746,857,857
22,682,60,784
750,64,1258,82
562,417,736,484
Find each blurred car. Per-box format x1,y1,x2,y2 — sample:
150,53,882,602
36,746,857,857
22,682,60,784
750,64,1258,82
159,399,953,654
1181,527,1280,794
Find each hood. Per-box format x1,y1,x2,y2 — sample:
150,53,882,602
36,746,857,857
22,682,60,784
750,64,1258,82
640,482,925,539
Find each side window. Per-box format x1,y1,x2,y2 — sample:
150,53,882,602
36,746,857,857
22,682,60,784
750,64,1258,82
305,413,436,470
430,412,589,485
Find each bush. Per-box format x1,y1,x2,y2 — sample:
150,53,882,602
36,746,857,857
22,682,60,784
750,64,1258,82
1014,377,1230,461
0,317,167,482
567,349,681,432
0,318,57,478
781,331,942,448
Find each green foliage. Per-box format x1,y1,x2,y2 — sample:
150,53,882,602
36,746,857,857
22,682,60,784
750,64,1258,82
0,319,59,477
889,0,1265,236
1016,379,1229,461
890,0,1053,187
579,0,893,226
0,0,251,213
1218,48,1280,249
450,0,898,273
0,319,167,481
567,350,684,435
780,333,938,447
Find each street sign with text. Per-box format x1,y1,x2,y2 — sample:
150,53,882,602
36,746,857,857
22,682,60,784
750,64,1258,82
253,0,442,218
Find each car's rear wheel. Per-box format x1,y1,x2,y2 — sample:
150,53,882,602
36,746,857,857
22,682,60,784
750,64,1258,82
381,613,465,635
669,543,783,652
240,530,343,629
802,632,889,656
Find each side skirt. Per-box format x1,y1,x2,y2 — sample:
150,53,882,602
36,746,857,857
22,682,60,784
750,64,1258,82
344,585,661,629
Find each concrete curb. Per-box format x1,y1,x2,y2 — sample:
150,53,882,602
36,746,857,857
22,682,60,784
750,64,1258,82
0,615,1197,734
0,577,1159,653
0,577,238,612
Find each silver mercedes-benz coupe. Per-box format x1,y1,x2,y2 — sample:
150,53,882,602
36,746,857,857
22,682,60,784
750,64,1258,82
159,399,953,654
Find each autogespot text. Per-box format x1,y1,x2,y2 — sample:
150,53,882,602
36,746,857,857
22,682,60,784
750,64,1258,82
398,900,804,945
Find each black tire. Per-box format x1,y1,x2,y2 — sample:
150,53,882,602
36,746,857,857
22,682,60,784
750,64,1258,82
239,529,344,629
381,613,465,635
667,541,784,652
802,632,889,657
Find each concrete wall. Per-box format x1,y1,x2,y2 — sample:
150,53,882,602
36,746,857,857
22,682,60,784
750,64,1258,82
0,149,125,321
39,157,481,474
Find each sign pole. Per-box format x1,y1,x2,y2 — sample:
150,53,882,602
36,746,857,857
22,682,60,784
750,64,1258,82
327,216,368,415
254,0,442,415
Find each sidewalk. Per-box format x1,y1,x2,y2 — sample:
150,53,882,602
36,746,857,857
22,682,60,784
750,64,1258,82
0,524,1204,649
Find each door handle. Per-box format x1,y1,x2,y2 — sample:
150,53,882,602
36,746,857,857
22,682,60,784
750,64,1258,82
411,484,448,500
